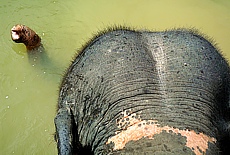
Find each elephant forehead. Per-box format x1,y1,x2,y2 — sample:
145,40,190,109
106,111,216,155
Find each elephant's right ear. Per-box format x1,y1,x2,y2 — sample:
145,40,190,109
226,92,230,129
222,122,230,154
222,96,230,154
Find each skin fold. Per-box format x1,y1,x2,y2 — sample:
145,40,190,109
55,28,230,155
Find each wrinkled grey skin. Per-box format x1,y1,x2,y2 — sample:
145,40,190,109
55,28,230,155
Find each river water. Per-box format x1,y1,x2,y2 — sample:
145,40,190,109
0,0,230,154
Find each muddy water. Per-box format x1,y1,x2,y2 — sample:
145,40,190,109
0,0,230,154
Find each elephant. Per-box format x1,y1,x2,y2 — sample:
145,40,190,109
54,28,230,155
10,24,230,154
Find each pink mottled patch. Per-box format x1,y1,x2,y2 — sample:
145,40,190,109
106,110,216,155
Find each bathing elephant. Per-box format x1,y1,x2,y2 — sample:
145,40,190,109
11,25,230,155
54,28,230,155
11,25,230,154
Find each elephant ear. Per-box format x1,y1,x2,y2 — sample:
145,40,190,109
54,108,73,155
222,122,230,154
221,97,230,154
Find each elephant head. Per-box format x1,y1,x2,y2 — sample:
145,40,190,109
53,28,230,154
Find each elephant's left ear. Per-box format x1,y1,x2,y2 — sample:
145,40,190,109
221,105,230,153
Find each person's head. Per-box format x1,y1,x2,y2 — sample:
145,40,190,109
11,24,41,50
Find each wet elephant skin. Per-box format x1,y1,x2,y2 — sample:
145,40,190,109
55,28,230,155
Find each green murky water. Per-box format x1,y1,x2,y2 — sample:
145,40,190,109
1,0,230,154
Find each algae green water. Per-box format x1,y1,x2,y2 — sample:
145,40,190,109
1,0,230,154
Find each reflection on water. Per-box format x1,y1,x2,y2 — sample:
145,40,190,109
0,0,230,154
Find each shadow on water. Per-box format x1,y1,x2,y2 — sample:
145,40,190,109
11,43,64,85
26,45,64,82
